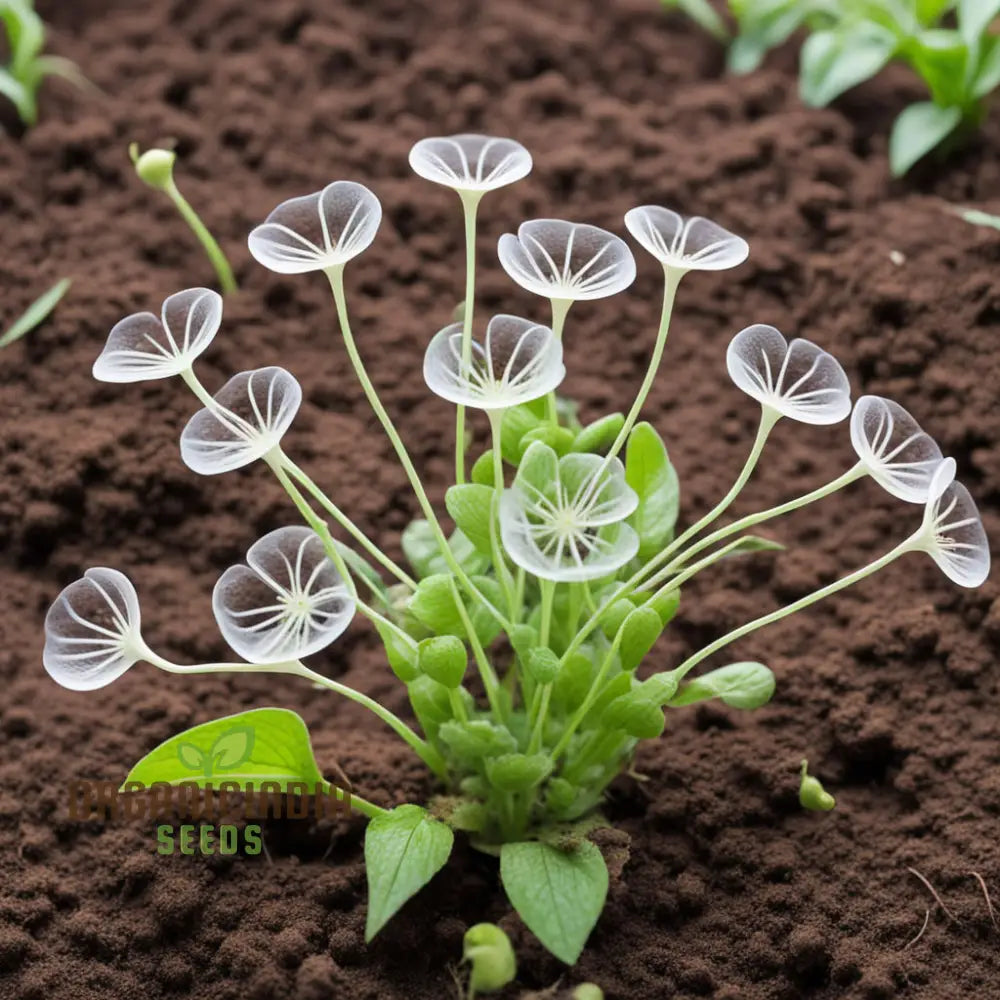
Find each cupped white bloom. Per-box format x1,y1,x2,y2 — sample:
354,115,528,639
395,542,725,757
43,568,147,691
248,181,382,274
213,526,355,663
424,314,564,410
624,206,749,272
180,366,302,475
916,459,990,588
726,324,851,424
850,395,944,503
408,134,532,193
498,220,636,302
94,288,222,383
499,443,639,582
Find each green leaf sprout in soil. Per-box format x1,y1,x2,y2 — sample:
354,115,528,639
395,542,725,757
0,276,70,349
129,143,238,293
799,758,836,811
0,0,90,127
462,922,517,997
45,133,991,965
662,0,1000,175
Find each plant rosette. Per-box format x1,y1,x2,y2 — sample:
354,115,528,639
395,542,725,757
45,132,990,967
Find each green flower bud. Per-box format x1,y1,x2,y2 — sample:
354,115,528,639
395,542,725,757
619,605,664,671
552,651,593,712
526,647,560,685
546,776,577,812
451,299,466,324
487,752,553,793
799,760,836,812
508,623,539,661
374,620,419,682
642,588,680,626
571,412,625,454
599,597,636,640
460,775,489,798
471,449,497,487
130,143,176,191
418,635,467,688
572,985,605,1000
463,922,516,994
601,692,666,739
407,674,453,739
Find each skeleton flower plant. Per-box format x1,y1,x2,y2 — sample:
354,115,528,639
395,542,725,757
45,134,991,967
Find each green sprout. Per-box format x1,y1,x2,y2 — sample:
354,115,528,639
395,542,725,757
0,0,89,127
0,277,70,349
799,758,836,811
662,0,1000,175
45,135,990,967
462,923,517,998
129,143,238,294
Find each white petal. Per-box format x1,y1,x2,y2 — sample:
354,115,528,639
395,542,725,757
93,288,222,383
727,325,851,424
920,460,990,588
625,205,748,272
409,134,532,193
180,367,302,475
248,181,382,273
498,219,636,301
43,568,143,691
851,396,943,502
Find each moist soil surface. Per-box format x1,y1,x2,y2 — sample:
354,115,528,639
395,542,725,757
2,1,1000,998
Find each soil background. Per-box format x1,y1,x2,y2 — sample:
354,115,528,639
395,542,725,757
2,1,1000,998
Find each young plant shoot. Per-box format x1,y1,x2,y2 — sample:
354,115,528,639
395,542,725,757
46,134,991,966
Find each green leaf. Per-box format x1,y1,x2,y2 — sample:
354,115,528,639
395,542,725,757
0,278,71,348
122,709,326,789
500,840,609,964
959,0,1000,49
663,0,729,42
906,29,970,105
334,540,388,601
889,101,962,176
624,423,679,561
972,35,1000,98
0,66,33,125
960,207,1000,231
727,0,806,74
365,804,454,941
799,24,896,107
501,404,545,464
438,719,518,761
408,573,504,646
619,605,664,671
2,0,45,77
571,413,625,454
374,619,420,682
445,484,495,556
668,661,776,710
401,520,486,578
515,440,559,495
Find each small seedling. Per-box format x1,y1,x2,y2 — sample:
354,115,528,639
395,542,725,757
129,143,238,293
662,0,1000,175
462,923,517,997
0,0,90,127
0,277,70,349
45,134,990,966
798,759,835,811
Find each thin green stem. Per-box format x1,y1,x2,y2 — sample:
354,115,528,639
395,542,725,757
454,192,481,485
449,578,505,722
325,266,513,635
671,534,919,683
539,579,556,647
165,179,238,294
527,683,552,754
281,455,417,590
604,266,682,464
544,298,572,425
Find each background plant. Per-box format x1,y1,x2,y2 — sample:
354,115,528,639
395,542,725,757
662,0,1000,174
0,277,70,350
44,134,990,966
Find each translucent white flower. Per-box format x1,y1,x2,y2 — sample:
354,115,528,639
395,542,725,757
93,288,222,383
424,314,564,410
850,395,943,503
248,181,382,274
408,134,532,194
624,206,749,273
498,220,636,302
915,459,990,588
43,568,148,691
726,324,851,424
213,526,355,663
180,367,302,475
499,442,639,582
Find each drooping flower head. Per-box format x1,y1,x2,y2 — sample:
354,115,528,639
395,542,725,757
424,314,564,410
850,395,943,503
248,181,382,274
499,442,639,582
498,220,636,303
624,206,749,274
180,366,302,475
915,459,990,588
409,134,532,194
94,288,222,383
726,324,852,424
213,526,355,663
43,568,148,691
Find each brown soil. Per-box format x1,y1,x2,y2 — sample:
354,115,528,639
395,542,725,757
2,0,1000,998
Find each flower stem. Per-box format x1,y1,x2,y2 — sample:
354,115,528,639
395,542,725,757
449,578,505,723
545,298,572,426
454,192,481,485
165,179,238,294
539,579,556,647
